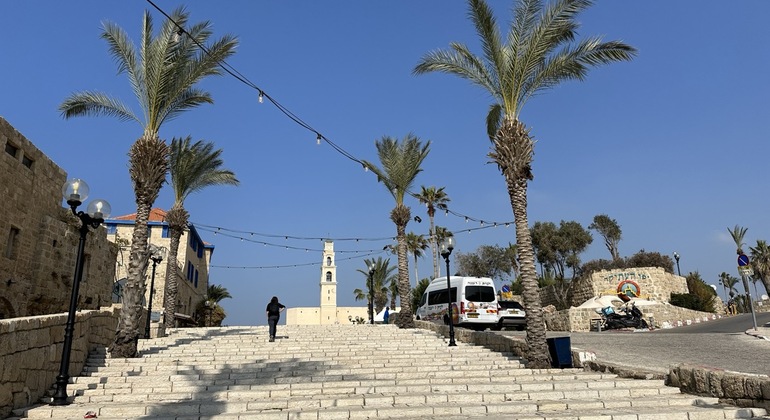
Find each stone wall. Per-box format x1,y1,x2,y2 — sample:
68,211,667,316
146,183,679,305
0,116,118,319
540,267,688,310
544,301,724,332
0,306,120,418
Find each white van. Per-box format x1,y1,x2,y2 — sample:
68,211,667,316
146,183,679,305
415,276,499,330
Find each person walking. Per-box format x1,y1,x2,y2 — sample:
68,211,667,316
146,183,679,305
383,307,390,324
265,296,286,342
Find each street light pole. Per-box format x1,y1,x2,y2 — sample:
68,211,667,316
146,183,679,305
673,252,681,276
144,245,166,339
439,236,456,347
51,179,110,406
368,263,375,325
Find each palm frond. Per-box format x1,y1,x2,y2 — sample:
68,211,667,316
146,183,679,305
414,45,498,98
468,0,504,89
170,136,239,203
485,103,504,141
59,91,140,123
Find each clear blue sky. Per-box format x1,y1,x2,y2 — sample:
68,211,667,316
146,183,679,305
2,1,769,325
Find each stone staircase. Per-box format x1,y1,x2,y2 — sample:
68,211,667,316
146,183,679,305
10,325,769,419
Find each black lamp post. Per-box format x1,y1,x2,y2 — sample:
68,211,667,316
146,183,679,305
368,263,375,324
673,251,681,276
144,244,167,339
439,236,456,347
51,179,110,406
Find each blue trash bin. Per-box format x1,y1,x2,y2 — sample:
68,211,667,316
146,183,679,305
546,336,572,368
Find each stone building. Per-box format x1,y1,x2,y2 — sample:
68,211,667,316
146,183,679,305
0,116,117,319
286,240,368,325
105,208,213,331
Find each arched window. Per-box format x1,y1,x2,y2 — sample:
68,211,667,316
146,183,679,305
326,271,332,282
326,256,332,266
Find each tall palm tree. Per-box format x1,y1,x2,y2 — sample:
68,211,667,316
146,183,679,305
727,225,754,303
718,272,731,301
355,257,397,317
163,137,239,329
59,8,237,357
415,186,451,279
414,0,636,367
199,284,232,327
405,232,430,286
363,134,431,328
749,240,770,298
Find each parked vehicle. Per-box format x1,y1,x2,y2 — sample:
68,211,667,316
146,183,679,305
415,276,498,330
494,300,526,330
595,301,649,330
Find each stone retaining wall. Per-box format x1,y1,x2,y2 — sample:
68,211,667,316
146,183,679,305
544,302,724,332
414,320,768,410
0,306,120,419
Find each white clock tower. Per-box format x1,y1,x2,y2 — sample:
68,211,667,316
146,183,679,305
319,240,337,324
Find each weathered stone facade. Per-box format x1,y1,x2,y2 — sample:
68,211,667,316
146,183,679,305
540,267,689,310
0,307,120,419
539,267,715,332
0,117,118,319
106,209,212,331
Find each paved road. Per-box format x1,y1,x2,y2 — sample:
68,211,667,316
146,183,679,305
499,315,770,376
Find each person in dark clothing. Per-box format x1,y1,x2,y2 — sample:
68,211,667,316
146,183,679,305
265,296,286,342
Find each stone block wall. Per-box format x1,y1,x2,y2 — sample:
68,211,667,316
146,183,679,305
0,117,118,319
544,302,723,332
0,306,120,418
540,267,689,310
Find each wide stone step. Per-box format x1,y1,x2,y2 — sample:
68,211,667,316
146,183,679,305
14,395,768,419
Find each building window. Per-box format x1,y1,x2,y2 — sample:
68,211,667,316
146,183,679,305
5,143,18,158
106,224,117,235
327,256,332,266
5,227,19,259
194,270,199,287
197,246,203,259
326,271,332,282
21,154,33,169
161,225,169,238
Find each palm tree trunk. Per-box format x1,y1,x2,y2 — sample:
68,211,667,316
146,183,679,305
392,205,415,328
163,204,188,329
413,254,419,286
491,118,549,368
429,216,439,279
509,176,549,368
110,135,169,358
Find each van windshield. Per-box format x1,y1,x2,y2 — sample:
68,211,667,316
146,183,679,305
465,286,495,302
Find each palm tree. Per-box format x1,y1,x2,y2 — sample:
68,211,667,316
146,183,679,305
163,137,239,329
59,7,237,357
363,134,431,328
718,272,731,301
354,257,397,317
749,240,770,299
414,0,636,367
199,284,232,327
727,225,754,303
405,232,430,286
415,186,451,279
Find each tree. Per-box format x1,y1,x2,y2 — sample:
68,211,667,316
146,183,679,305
717,272,731,300
455,245,515,283
412,278,432,313
588,214,622,260
59,7,237,357
728,225,754,306
198,284,232,327
163,137,239,329
530,220,593,280
354,257,397,317
414,0,635,368
749,240,770,298
405,232,430,286
415,186,451,280
363,134,430,328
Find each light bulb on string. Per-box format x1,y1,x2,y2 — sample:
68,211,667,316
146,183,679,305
258,91,264,103
316,134,322,145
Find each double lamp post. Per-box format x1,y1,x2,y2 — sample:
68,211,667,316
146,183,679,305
51,179,111,406
144,244,167,339
439,236,457,347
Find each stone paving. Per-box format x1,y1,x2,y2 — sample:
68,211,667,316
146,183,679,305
9,324,770,419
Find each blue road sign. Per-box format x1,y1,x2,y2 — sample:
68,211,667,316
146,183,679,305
738,254,750,267
501,285,510,293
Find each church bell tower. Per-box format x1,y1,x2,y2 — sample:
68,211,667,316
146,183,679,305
319,240,337,324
